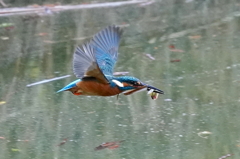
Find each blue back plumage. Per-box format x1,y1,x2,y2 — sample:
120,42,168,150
90,25,123,76
114,76,140,82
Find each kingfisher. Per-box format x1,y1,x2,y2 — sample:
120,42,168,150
57,25,164,99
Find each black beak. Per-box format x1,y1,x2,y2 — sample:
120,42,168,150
145,84,164,94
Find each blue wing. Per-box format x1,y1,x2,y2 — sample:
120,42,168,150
73,43,109,84
90,25,123,76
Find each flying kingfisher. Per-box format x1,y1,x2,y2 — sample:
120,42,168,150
57,25,164,99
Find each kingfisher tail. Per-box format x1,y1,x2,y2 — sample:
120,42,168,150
57,79,81,93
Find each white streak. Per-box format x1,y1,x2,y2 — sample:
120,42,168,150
112,80,124,87
26,75,71,87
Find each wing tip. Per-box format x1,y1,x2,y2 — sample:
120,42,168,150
107,24,124,36
92,25,124,43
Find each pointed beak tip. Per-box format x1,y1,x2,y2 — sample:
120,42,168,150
146,84,164,95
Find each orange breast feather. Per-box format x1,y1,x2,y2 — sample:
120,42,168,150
76,80,121,96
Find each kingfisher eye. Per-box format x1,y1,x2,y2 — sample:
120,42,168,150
132,81,141,86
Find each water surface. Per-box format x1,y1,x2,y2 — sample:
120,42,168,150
0,1,240,159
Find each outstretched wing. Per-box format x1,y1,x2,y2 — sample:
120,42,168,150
73,43,109,84
90,25,123,76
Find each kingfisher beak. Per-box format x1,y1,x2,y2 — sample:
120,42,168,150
141,83,164,94
146,85,164,94
141,83,164,100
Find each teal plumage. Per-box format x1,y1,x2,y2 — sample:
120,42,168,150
57,25,164,98
90,25,122,76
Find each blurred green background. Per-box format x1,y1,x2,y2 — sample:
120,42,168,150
0,0,240,158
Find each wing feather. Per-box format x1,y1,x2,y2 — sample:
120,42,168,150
73,43,108,84
90,25,123,76
73,25,123,83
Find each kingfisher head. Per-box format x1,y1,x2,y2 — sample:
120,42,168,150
110,76,164,96
111,76,143,91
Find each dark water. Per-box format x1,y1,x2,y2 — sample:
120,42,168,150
1,1,240,159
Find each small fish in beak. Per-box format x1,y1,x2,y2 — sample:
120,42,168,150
150,91,159,100
146,85,163,100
